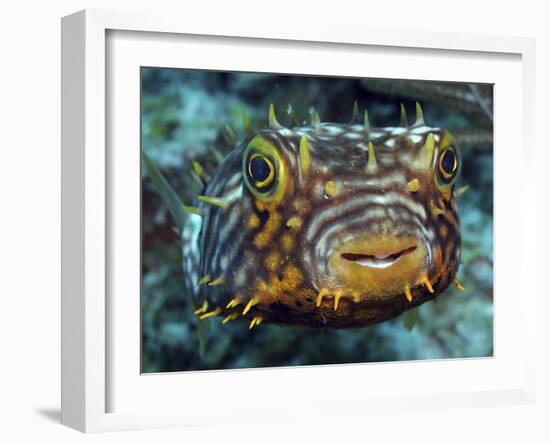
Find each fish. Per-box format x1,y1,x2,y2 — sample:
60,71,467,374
144,102,465,330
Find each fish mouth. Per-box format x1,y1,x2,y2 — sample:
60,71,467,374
326,235,428,301
341,246,417,269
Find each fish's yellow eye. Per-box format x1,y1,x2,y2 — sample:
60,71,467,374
247,153,274,191
242,135,287,204
437,148,458,184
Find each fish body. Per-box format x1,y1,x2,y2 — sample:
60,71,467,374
181,104,462,328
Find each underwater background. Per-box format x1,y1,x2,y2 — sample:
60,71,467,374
141,68,493,373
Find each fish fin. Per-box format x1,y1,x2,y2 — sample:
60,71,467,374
223,124,236,147
456,185,470,198
403,308,418,331
142,151,188,231
197,316,209,359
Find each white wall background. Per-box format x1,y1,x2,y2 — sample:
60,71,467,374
0,1,547,440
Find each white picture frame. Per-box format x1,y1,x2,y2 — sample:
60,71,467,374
61,9,537,433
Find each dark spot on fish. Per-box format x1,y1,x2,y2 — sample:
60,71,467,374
270,301,291,314
257,207,269,225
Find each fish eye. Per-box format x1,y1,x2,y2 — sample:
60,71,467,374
242,135,287,204
247,153,274,191
437,148,458,184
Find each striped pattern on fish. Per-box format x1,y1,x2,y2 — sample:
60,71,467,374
185,103,463,329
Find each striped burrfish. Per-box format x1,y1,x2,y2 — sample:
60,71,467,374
145,102,465,330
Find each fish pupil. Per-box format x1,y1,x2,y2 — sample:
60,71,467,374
441,150,456,174
250,156,271,183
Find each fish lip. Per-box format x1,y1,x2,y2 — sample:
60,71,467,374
324,236,428,301
340,245,417,269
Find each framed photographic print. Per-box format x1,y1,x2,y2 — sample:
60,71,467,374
61,9,537,433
